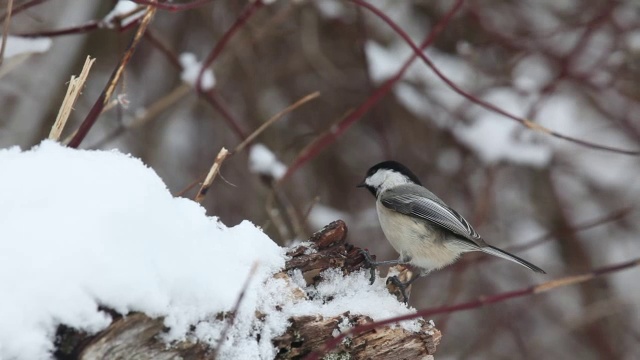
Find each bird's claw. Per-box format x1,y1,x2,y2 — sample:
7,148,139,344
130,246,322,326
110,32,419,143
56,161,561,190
358,249,378,284
388,275,410,304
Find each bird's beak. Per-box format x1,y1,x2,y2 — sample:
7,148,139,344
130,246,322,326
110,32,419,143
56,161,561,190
356,182,366,188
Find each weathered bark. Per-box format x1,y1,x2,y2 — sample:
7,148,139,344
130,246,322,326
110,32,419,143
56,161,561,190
54,221,441,359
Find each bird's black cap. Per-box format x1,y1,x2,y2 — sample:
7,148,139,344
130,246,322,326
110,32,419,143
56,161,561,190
357,161,422,197
364,161,422,185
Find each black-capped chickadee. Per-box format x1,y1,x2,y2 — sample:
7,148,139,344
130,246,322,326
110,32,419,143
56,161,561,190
358,161,545,301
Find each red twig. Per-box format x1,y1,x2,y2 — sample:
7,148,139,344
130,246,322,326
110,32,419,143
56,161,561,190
188,0,266,140
210,262,259,359
143,29,247,140
351,0,640,156
132,0,214,12
504,206,633,254
196,0,263,95
16,19,143,38
0,0,48,22
68,7,156,148
15,20,101,37
453,206,634,271
201,90,247,141
281,0,465,181
306,257,640,359
0,0,13,65
143,29,181,69
15,8,144,38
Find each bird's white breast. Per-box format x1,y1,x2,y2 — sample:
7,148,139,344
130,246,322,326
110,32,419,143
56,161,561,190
375,200,463,273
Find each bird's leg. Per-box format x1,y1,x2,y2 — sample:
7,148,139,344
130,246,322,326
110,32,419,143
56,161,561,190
358,249,406,284
388,273,422,303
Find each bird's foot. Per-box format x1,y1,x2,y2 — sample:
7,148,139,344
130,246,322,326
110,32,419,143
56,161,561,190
387,275,411,303
358,249,405,285
358,249,380,284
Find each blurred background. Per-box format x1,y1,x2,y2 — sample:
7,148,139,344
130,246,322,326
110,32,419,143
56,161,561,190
2,0,640,358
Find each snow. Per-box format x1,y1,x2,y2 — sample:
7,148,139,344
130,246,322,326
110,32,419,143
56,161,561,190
0,35,52,59
454,116,552,166
307,204,351,231
314,0,346,19
365,40,405,84
0,141,283,359
536,94,640,189
625,30,640,52
363,25,558,167
394,83,433,119
179,52,216,90
364,23,558,166
454,88,552,167
613,3,640,28
248,143,287,180
194,268,420,358
436,148,462,174
102,0,143,28
286,269,421,332
512,55,554,93
365,40,479,117
0,141,420,360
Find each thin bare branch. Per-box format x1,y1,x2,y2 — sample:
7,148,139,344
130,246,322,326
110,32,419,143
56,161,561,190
50,56,96,141
187,1,267,140
177,91,318,198
15,6,145,38
0,0,47,22
281,0,465,181
0,0,14,66
210,261,259,359
234,91,320,153
15,20,100,38
450,206,634,271
506,206,633,254
87,84,191,149
351,0,640,156
194,147,230,203
143,29,181,69
68,5,156,148
196,0,263,94
200,90,247,140
308,257,640,359
132,0,214,12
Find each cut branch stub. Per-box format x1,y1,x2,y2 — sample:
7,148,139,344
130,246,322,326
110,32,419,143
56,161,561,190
284,220,368,285
276,220,441,359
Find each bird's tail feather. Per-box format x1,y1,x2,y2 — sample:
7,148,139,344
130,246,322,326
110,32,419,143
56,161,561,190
481,245,546,274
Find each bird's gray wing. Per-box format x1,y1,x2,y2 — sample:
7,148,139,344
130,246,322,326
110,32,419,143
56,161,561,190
380,185,484,246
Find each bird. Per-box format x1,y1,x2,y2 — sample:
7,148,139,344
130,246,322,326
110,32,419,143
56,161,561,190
357,160,545,302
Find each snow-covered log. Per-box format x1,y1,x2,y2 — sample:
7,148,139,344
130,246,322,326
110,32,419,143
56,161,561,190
54,221,441,359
